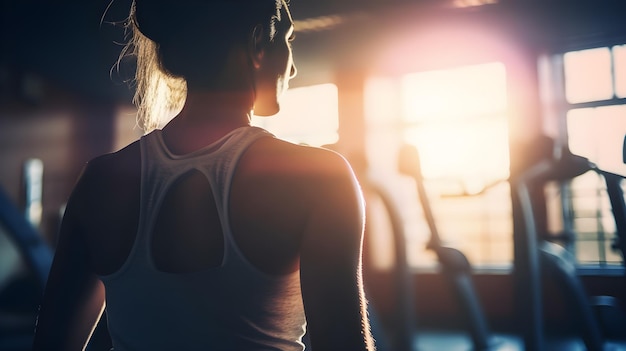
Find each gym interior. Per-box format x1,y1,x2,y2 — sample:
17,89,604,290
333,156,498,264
1,0,626,350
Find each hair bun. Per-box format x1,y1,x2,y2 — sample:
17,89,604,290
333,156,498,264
133,0,190,43
133,0,238,44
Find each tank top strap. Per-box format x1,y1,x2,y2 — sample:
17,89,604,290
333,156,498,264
131,126,274,270
131,129,176,266
199,126,275,264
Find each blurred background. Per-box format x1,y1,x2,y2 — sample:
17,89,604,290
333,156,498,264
2,0,626,350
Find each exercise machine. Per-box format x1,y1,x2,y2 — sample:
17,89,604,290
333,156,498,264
513,141,626,351
398,143,496,351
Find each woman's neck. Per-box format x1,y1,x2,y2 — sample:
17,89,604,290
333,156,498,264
160,90,253,155
180,90,252,123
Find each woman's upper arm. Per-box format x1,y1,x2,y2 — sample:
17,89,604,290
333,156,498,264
298,151,375,351
32,164,106,351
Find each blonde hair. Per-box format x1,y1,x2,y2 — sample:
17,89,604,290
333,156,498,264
119,0,283,132
120,2,187,133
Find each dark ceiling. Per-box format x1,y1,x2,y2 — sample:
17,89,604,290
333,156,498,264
2,0,626,103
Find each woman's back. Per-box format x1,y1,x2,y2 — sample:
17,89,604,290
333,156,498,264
76,126,349,279
71,124,366,350
32,0,375,349
74,127,305,350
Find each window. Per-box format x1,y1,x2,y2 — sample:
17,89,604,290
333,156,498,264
560,45,626,267
251,83,339,147
365,62,512,270
563,47,613,104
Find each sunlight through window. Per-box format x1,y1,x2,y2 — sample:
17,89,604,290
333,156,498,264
402,63,507,123
364,62,513,270
564,47,613,103
563,45,626,267
401,62,509,189
400,62,512,268
403,121,509,193
567,105,626,176
251,84,339,147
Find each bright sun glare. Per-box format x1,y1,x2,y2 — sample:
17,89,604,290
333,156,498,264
251,83,339,147
401,62,510,194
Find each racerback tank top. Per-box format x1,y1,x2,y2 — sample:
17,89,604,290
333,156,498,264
99,126,307,351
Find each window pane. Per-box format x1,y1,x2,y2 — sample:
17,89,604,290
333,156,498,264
401,62,507,123
567,105,626,176
604,240,624,265
575,240,603,264
564,47,613,103
251,83,339,147
613,45,626,98
403,120,510,188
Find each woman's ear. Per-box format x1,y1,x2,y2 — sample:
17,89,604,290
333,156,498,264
248,24,266,70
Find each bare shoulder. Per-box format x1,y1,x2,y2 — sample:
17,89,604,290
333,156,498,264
65,141,141,224
236,137,364,230
76,141,141,191
83,141,141,182
241,137,363,210
231,136,363,236
243,137,356,181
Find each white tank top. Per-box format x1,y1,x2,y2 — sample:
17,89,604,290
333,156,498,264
99,126,307,351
